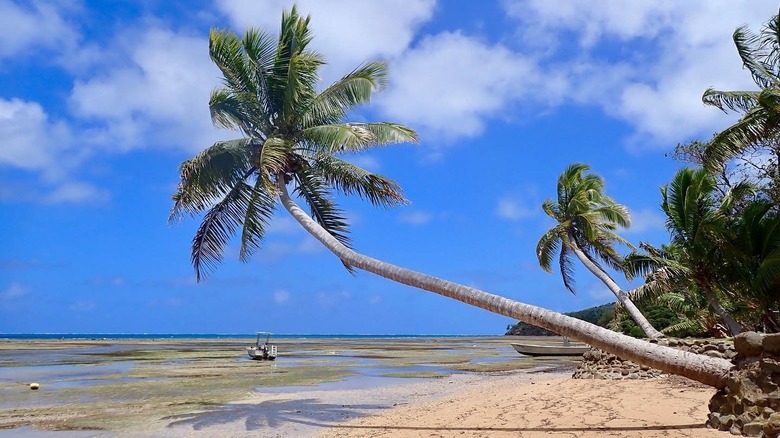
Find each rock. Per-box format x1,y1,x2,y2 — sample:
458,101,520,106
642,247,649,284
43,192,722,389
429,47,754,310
763,412,780,437
29,382,39,390
719,414,737,429
764,334,780,355
743,421,766,436
735,332,765,358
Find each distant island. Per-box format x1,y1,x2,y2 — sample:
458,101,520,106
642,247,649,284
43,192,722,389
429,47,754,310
505,303,614,336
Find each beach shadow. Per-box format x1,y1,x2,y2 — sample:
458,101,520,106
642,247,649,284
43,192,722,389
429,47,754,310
162,398,385,431
323,423,708,433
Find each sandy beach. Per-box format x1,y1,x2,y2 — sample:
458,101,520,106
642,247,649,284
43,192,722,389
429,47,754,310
0,337,722,437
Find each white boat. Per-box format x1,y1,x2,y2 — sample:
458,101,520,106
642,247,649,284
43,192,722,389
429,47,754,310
246,332,277,361
511,337,590,356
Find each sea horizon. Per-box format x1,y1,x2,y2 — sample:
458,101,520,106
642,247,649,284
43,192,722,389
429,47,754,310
0,332,506,340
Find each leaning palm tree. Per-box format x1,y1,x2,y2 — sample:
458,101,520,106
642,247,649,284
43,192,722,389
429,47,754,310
702,10,780,185
171,8,732,388
170,8,417,280
536,163,662,338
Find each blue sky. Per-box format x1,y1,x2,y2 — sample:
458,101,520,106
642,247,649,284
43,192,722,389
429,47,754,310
2,0,776,335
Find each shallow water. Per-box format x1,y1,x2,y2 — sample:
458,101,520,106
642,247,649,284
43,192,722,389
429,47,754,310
0,336,578,433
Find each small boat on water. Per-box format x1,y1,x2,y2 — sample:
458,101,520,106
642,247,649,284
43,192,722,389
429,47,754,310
246,332,277,361
511,337,590,357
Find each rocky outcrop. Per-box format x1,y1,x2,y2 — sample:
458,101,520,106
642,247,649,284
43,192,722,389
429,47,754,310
708,332,780,437
572,337,736,380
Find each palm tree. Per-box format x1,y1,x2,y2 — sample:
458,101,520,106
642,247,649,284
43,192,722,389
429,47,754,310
172,8,732,388
536,163,663,338
625,242,739,337
702,10,780,193
655,168,745,335
169,7,417,280
728,200,780,331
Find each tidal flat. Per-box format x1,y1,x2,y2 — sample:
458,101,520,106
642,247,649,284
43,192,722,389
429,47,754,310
0,336,578,434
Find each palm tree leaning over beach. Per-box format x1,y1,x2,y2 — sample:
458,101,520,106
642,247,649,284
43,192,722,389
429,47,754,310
171,7,732,388
536,163,663,338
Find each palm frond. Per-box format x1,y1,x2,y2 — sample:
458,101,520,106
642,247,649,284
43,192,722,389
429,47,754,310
302,61,389,127
733,26,779,89
238,178,277,262
536,228,561,273
312,155,407,207
191,181,255,281
292,165,351,249
703,90,780,171
170,139,254,222
559,245,576,294
702,88,761,113
209,29,256,96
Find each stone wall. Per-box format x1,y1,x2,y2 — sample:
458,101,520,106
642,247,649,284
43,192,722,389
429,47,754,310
572,337,736,380
708,332,780,437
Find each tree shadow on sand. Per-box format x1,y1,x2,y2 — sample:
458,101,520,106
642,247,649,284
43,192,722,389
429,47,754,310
162,398,386,431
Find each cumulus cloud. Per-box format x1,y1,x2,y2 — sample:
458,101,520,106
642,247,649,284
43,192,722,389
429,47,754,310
69,27,224,153
0,1,79,59
378,32,561,140
215,0,435,83
502,0,777,148
0,98,73,173
0,98,109,204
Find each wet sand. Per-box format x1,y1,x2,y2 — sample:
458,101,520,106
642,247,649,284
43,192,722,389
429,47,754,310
0,337,721,437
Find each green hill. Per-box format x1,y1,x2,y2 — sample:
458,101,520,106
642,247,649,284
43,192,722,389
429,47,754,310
504,303,615,336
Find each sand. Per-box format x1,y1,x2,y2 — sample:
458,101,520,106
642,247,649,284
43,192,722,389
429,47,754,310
314,372,722,438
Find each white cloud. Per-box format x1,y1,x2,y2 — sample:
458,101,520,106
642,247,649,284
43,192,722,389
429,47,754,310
0,282,28,300
0,1,79,59
273,289,290,304
503,0,778,148
496,196,538,221
398,210,432,225
69,27,224,153
0,98,73,174
215,0,435,83
378,32,559,140
42,181,110,205
625,208,666,234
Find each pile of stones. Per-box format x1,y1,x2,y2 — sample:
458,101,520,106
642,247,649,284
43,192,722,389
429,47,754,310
572,337,736,380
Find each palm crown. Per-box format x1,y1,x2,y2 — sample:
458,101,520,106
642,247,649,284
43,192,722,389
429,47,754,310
170,7,417,280
536,163,633,293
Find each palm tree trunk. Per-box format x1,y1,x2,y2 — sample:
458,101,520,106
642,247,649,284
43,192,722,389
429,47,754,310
702,286,742,336
567,241,664,339
278,181,731,388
